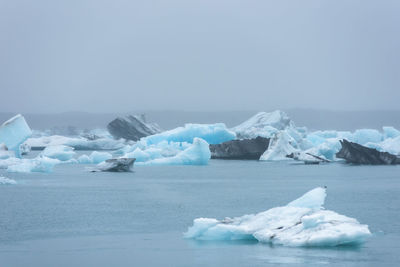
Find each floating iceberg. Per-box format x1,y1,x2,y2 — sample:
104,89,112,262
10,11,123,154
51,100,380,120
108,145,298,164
260,131,298,161
78,151,113,164
137,138,211,165
0,176,17,185
6,156,60,173
0,114,32,157
40,145,76,161
184,187,371,247
143,123,235,145
232,111,295,139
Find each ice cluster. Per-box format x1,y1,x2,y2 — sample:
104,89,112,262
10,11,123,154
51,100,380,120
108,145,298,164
0,176,17,185
184,187,371,247
230,110,400,161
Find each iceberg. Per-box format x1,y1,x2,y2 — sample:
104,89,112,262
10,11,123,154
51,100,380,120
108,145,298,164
232,110,295,139
40,145,76,161
260,131,298,161
143,123,235,145
138,138,211,165
0,114,32,157
6,156,60,173
0,176,17,185
184,187,371,247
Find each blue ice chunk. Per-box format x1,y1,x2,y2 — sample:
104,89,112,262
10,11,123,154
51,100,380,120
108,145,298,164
143,123,235,145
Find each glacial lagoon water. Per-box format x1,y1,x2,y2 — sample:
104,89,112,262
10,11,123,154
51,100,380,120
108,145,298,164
0,160,399,266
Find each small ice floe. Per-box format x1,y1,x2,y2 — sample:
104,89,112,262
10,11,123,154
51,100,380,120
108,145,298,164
184,187,371,247
0,176,17,185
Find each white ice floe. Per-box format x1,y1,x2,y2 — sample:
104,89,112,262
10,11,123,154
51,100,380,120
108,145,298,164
77,151,113,164
0,114,32,157
0,176,17,185
184,187,371,247
26,135,125,150
5,156,60,173
40,145,76,161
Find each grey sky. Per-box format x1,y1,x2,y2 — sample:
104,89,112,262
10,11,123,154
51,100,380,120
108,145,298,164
0,0,399,113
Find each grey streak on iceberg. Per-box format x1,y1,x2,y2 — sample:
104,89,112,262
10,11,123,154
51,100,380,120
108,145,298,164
184,187,371,247
93,158,136,172
209,136,270,160
107,114,161,141
336,139,400,165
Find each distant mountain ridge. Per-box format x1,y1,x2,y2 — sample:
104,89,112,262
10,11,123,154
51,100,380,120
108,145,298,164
0,109,399,131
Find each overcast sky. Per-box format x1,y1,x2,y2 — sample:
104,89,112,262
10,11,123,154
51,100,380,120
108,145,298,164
0,0,399,113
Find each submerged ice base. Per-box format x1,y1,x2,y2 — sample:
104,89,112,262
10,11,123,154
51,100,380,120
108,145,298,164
184,187,371,247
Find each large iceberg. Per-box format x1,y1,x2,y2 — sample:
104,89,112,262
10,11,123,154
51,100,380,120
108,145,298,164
143,123,235,145
184,187,371,247
137,138,211,166
232,110,295,139
0,114,32,157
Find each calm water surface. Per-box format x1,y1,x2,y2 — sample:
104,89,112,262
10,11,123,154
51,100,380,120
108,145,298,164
0,160,399,266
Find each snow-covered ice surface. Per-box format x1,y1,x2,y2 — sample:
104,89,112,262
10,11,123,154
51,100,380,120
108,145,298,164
184,187,371,247
0,114,32,156
0,176,17,185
